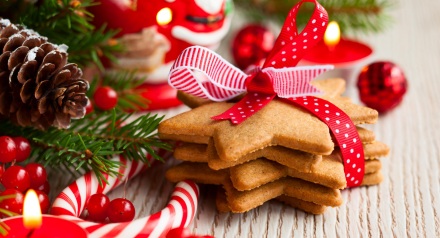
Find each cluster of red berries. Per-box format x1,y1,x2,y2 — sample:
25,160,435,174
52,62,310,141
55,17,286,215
86,190,135,223
86,86,118,114
0,136,50,216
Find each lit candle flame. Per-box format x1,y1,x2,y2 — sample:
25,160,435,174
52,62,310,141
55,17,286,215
23,189,42,229
157,8,173,25
324,21,341,51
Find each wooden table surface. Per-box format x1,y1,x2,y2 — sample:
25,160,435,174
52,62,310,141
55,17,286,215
48,0,440,237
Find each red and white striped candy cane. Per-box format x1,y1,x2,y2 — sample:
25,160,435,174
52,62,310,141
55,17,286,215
51,148,199,238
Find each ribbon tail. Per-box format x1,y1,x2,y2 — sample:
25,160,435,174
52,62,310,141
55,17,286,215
211,93,276,125
286,96,365,188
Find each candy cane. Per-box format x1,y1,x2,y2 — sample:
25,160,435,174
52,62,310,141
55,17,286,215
51,148,199,238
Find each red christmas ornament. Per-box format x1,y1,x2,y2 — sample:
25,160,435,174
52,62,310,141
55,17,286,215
232,24,275,70
94,86,118,110
12,137,31,163
0,136,17,163
357,61,408,113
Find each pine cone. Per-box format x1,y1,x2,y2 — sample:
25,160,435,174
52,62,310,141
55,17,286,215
0,18,89,130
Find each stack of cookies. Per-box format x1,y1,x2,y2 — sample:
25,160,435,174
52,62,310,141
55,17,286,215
159,78,390,214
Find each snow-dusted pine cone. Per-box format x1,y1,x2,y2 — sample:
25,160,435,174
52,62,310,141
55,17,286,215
0,18,89,130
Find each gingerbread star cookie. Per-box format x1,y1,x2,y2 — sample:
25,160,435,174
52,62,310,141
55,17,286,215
159,97,378,161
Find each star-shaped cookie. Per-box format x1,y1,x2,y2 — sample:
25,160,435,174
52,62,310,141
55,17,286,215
159,97,378,161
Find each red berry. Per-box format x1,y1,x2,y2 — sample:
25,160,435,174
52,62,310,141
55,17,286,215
24,163,47,189
0,136,17,163
107,198,135,223
2,166,30,192
0,189,24,216
35,180,50,195
94,86,118,110
13,137,31,163
34,190,50,214
85,98,94,115
87,194,110,221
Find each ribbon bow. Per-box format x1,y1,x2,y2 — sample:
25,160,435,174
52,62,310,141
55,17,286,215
168,0,365,188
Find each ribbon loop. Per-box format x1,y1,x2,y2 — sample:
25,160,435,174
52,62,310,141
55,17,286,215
168,46,247,102
263,0,329,68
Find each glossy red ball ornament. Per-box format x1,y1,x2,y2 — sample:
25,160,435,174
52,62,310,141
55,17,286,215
0,136,17,163
2,166,31,192
24,163,47,189
0,189,24,216
35,190,50,214
35,180,50,195
232,24,275,70
107,198,135,223
94,86,118,110
357,61,408,113
12,137,31,163
87,194,110,221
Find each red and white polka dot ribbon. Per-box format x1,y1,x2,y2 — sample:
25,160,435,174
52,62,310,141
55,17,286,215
167,0,365,187
51,149,200,237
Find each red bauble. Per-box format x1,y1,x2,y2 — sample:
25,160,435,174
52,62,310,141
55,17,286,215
35,180,50,195
87,194,110,221
2,166,31,192
107,198,135,223
35,190,50,214
94,86,118,110
232,25,275,70
357,61,408,113
24,163,47,189
12,137,31,163
0,189,24,216
0,136,17,163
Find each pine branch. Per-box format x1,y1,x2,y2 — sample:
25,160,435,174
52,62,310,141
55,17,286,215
234,0,393,35
0,109,171,187
88,70,151,111
0,0,124,71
